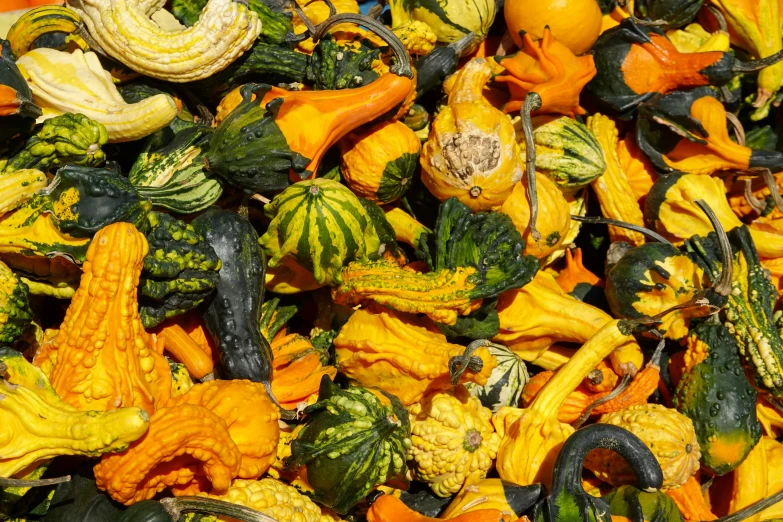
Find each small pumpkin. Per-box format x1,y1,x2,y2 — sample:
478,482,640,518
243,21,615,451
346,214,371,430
503,0,602,55
339,120,420,204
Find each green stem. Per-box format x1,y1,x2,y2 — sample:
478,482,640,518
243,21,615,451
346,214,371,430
521,92,542,244
161,497,278,522
0,475,70,488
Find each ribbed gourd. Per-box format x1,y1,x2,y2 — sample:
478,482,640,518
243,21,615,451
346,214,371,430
66,0,261,82
465,343,529,413
0,169,47,215
421,58,522,212
260,178,380,287
288,376,412,515
5,5,86,57
408,385,501,497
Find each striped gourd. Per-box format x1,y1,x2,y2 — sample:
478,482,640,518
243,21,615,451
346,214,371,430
465,343,529,413
6,6,85,58
517,115,606,191
260,178,381,286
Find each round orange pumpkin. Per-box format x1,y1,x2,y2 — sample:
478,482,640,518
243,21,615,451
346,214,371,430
504,0,602,56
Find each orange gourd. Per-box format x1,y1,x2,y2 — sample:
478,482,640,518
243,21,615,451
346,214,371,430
367,493,511,522
503,0,602,55
521,371,594,423
270,333,337,409
155,323,214,379
665,476,717,521
555,248,604,295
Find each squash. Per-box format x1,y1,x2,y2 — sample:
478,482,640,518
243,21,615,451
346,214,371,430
440,478,544,519
0,169,46,217
339,120,420,204
0,258,31,345
673,321,761,475
634,0,704,28
169,362,194,398
413,32,477,99
587,113,645,246
665,476,716,521
585,404,701,489
306,35,384,91
66,0,261,82
0,347,150,478
15,49,178,142
542,188,588,268
5,5,85,57
171,0,292,46
666,23,731,54
521,371,594,423
383,207,430,250
289,0,360,53
616,131,657,204
33,222,171,415
367,493,510,522
512,115,605,191
288,376,411,515
499,173,571,259
494,270,644,374
408,385,501,496
387,0,495,46
465,343,529,413
726,436,768,522
155,324,214,380
393,21,437,56
555,248,605,303
503,0,602,55
725,171,783,220
2,112,107,174
333,304,496,405
495,28,597,117
260,178,380,287
421,58,522,212
0,38,41,143
270,333,337,409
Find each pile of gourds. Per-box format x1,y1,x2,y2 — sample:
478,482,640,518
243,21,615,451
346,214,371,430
3,0,783,520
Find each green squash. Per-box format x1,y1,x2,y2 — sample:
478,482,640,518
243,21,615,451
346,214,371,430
465,342,528,413
359,198,406,265
516,116,606,192
306,35,381,90
413,32,476,99
171,0,293,46
41,464,123,522
0,39,41,145
289,375,411,515
2,113,108,174
674,320,761,475
0,259,32,345
5,6,84,57
138,211,221,328
633,0,703,29
259,297,298,342
260,178,381,286
602,485,683,522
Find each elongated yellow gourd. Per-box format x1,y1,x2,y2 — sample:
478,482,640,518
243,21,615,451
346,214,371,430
0,170,47,216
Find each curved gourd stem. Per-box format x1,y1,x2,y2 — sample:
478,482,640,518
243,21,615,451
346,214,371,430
571,373,633,429
622,0,668,27
162,497,278,522
0,475,71,488
311,13,413,77
570,215,674,245
449,339,489,386
706,5,728,32
760,168,783,212
695,199,732,297
743,179,766,215
714,489,783,522
733,49,783,73
451,32,477,57
725,111,745,146
521,92,543,244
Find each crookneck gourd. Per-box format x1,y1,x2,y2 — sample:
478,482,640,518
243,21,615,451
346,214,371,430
387,0,494,46
421,58,523,212
408,385,501,497
15,49,178,142
5,5,86,57
66,0,261,82
270,333,337,410
0,347,150,478
33,222,172,414
171,0,292,46
288,375,411,515
495,28,597,117
0,38,41,145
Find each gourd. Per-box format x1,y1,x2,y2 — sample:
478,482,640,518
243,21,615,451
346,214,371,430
15,49,178,142
674,321,761,475
616,131,657,204
421,58,522,212
155,324,214,380
503,0,602,55
636,88,783,175
190,209,273,386
270,333,337,409
289,0,360,53
493,318,643,487
205,15,415,185
634,0,703,28
666,22,730,54
0,258,31,345
512,115,605,191
585,404,701,489
0,347,150,478
1,112,107,174
66,0,261,82
645,173,783,259
440,479,544,519
665,476,717,522
260,178,380,287
367,493,510,522
384,207,430,249
393,21,437,56
408,385,501,496
555,248,605,305
33,222,171,415
588,19,783,115
494,270,644,374
586,113,645,246
5,5,86,57
170,0,292,46
339,120,420,204
288,376,411,514
169,361,194,397
495,28,597,117
306,35,383,91
387,0,495,46
138,211,221,328
465,343,529,413
413,32,476,99
0,38,41,145
333,304,496,405
499,173,571,259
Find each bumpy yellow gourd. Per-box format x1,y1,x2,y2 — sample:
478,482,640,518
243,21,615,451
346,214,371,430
16,49,177,142
0,348,149,478
393,21,437,55
421,58,523,212
408,386,501,497
0,170,47,216
67,0,260,82
333,304,496,405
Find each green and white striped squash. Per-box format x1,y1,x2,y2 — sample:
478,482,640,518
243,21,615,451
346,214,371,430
465,343,528,412
389,0,496,47
515,115,606,192
260,178,381,287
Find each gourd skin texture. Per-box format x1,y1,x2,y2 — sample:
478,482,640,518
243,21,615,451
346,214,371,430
408,386,501,497
0,347,150,478
388,0,495,46
4,5,84,57
0,169,47,216
66,0,261,82
0,39,40,145
0,258,32,345
465,343,529,413
34,222,171,415
585,404,701,489
16,49,178,142
421,58,523,212
271,333,337,409
333,305,496,405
